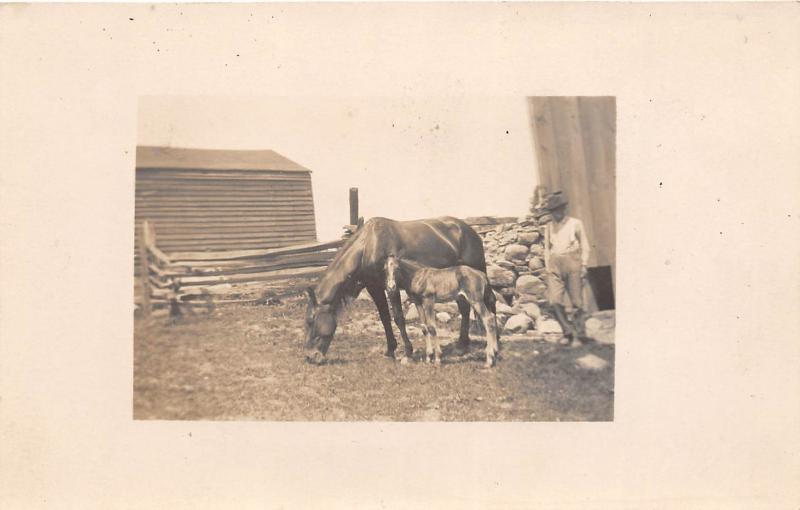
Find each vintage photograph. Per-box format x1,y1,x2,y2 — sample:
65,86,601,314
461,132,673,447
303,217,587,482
133,96,616,421
3,3,798,508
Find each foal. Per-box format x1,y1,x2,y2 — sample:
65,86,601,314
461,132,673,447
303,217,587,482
385,255,499,368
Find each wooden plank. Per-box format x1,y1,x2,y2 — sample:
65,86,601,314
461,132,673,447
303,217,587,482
552,97,595,259
160,251,337,277
154,235,317,248
137,168,311,178
134,224,315,234
148,275,174,289
136,193,312,202
176,266,327,286
146,242,172,266
152,240,318,253
142,229,317,241
529,97,561,193
136,172,311,182
148,262,190,277
134,204,315,212
133,216,318,225
136,182,312,190
349,188,359,225
136,180,311,190
169,239,344,262
135,191,313,199
138,222,152,317
134,214,316,223
578,96,616,273
137,167,311,176
137,217,316,225
134,211,315,219
135,198,314,206
136,204,314,218
135,197,314,205
135,229,316,240
135,225,318,236
135,191,312,200
150,269,325,298
135,189,314,197
463,216,519,226
135,236,318,252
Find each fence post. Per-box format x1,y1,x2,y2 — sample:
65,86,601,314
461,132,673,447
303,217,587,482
138,220,153,318
349,187,359,226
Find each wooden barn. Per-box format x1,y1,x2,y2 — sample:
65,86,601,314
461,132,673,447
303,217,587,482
134,146,317,276
528,97,616,310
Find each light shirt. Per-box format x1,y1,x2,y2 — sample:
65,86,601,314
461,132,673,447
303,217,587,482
545,216,590,266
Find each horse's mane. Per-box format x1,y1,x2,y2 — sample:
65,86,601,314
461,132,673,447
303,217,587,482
317,223,368,318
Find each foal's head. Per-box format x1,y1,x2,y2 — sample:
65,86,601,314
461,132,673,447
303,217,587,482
384,254,401,294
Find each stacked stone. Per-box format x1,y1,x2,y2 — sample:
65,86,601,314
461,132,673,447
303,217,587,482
396,215,564,339
481,215,563,338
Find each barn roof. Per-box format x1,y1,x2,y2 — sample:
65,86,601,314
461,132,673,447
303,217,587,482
136,146,311,172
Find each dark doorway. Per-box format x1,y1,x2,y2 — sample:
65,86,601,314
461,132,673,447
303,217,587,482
587,266,615,310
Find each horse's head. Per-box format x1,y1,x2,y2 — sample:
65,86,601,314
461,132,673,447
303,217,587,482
384,254,400,294
304,287,337,364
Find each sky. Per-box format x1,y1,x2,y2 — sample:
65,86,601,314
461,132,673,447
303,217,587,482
138,96,539,241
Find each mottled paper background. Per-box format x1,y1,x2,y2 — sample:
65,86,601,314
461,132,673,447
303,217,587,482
1,3,798,509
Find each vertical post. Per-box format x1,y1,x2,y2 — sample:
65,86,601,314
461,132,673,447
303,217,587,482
138,220,152,318
349,187,359,226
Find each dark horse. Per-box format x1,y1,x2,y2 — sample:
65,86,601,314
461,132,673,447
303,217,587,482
304,216,494,364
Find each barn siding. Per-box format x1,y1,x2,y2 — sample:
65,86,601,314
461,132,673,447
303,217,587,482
528,96,616,286
134,166,317,275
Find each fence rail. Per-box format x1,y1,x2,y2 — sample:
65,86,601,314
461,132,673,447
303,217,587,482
137,220,344,317
136,211,518,317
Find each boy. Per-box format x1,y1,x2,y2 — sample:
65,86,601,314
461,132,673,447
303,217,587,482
542,192,591,344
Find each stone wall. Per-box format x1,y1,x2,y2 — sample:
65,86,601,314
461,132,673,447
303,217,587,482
396,215,617,342
476,215,564,338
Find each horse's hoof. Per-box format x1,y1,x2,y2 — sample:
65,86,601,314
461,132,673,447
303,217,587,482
384,350,396,359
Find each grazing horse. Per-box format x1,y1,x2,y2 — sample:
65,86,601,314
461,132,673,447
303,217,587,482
304,217,494,364
385,255,499,368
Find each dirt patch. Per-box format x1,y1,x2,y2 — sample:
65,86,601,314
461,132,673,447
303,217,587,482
134,297,614,421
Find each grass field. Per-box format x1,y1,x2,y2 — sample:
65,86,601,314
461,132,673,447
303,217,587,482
134,297,614,421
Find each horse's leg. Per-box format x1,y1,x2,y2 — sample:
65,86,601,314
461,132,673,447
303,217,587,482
423,298,440,367
473,300,498,368
367,284,397,358
388,290,414,359
455,294,472,354
483,283,500,355
415,297,430,362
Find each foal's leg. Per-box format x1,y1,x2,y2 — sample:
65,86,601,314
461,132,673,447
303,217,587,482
423,299,441,366
455,295,472,354
388,290,414,359
366,284,397,358
414,297,430,362
472,300,499,368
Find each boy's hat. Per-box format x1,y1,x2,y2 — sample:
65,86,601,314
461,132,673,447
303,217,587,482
545,191,568,211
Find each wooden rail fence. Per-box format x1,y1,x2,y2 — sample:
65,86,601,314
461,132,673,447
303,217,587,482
135,182,520,319
137,220,344,317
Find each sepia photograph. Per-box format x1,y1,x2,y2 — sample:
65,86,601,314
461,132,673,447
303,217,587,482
2,3,798,509
133,96,616,421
